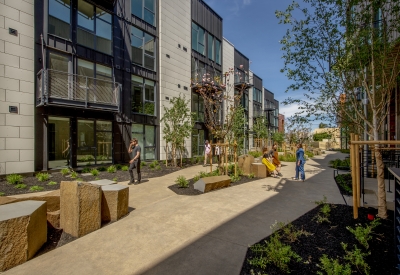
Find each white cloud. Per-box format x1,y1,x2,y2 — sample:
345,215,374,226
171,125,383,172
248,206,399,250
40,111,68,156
279,104,301,117
243,0,251,5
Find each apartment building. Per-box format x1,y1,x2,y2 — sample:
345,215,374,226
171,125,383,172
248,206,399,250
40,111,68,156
0,0,279,175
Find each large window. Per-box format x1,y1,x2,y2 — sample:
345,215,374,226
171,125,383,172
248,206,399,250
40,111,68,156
77,0,112,55
48,116,70,169
192,22,205,55
215,39,221,65
192,92,204,122
132,124,156,160
192,129,205,157
131,26,156,71
48,0,71,39
131,75,156,116
131,0,156,26
253,88,262,103
208,33,214,61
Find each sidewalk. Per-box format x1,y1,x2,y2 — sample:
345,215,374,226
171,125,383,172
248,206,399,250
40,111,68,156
5,152,346,275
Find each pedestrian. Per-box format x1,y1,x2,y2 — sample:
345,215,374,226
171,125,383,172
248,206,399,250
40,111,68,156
262,147,279,178
128,138,141,184
62,141,70,166
292,143,306,181
215,142,220,165
269,143,283,176
204,140,211,166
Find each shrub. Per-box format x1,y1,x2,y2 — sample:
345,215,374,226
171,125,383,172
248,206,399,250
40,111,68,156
81,167,91,173
329,158,350,169
115,164,122,170
15,183,27,189
141,162,147,167
6,174,23,185
313,196,331,224
346,218,381,249
48,181,57,186
305,151,314,158
113,177,118,182
98,166,107,172
121,165,129,171
36,172,50,182
149,160,159,169
30,185,44,192
70,171,78,179
199,171,208,178
175,175,189,188
107,165,117,173
248,173,255,179
316,254,351,275
193,174,200,182
249,233,302,273
248,151,263,158
0,192,4,196
61,168,70,176
76,178,83,182
155,165,161,170
340,149,350,154
279,155,297,162
230,175,241,183
341,243,370,274
90,169,99,176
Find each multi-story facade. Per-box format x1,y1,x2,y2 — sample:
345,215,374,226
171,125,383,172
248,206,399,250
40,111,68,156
0,0,279,175
264,88,279,135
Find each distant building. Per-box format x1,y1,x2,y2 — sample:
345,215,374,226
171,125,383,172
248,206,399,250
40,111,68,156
278,114,285,133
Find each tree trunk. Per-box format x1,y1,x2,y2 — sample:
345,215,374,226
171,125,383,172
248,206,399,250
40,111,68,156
172,144,177,167
373,115,387,218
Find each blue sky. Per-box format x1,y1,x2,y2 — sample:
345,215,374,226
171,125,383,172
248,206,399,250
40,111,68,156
203,0,321,127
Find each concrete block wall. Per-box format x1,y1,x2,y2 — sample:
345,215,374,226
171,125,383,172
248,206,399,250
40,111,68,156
0,0,34,175
158,0,191,160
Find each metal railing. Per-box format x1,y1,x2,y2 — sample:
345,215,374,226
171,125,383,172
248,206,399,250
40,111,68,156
191,67,224,87
37,69,121,112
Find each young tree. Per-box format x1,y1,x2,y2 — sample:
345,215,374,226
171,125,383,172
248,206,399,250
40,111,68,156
252,116,269,145
272,132,285,146
161,95,195,167
276,0,400,218
226,105,246,154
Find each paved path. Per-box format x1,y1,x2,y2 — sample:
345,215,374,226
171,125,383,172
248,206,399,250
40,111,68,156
5,152,346,275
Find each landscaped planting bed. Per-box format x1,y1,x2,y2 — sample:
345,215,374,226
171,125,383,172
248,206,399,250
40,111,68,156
241,202,395,275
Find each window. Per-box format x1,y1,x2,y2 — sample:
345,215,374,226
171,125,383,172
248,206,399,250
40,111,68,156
192,129,205,157
48,0,71,39
131,0,156,26
131,75,156,116
132,124,156,160
208,34,214,61
131,26,156,71
77,0,112,55
242,93,249,111
253,88,262,103
192,92,204,122
192,22,205,55
215,39,221,65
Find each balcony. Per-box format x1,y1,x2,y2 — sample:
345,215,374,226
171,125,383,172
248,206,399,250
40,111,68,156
191,67,224,91
234,70,252,90
37,69,121,112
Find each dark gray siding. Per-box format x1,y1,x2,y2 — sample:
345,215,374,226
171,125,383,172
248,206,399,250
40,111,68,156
253,74,262,90
234,49,249,71
191,0,223,40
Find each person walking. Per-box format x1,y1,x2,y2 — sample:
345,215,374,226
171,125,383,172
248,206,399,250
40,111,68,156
269,143,283,177
204,140,211,166
128,138,141,184
292,143,305,181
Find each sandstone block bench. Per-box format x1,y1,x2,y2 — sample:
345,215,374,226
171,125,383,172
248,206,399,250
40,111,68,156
101,184,129,222
0,200,47,271
194,175,231,193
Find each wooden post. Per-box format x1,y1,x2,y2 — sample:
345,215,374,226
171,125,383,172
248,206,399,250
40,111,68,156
354,135,360,208
234,141,237,177
371,146,375,178
210,141,213,173
166,144,168,167
350,133,358,219
225,144,228,175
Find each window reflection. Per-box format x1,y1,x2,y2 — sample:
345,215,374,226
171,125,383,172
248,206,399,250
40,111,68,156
131,0,155,26
131,26,155,71
48,0,71,39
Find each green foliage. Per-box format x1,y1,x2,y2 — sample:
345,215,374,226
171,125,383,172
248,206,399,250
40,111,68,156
112,177,118,182
81,167,91,173
193,174,200,182
313,196,331,224
90,169,99,176
313,132,332,141
253,117,269,141
107,165,117,173
248,151,263,158
149,160,159,169
97,155,108,161
346,219,381,249
36,172,50,182
15,183,27,189
6,174,23,185
115,164,122,170
76,178,83,182
272,132,285,146
335,173,352,195
279,154,296,162
98,166,107,172
61,168,70,176
48,181,57,186
175,175,189,188
316,254,352,275
95,177,100,180
121,165,129,171
70,171,78,179
273,221,312,243
140,162,145,168
155,165,161,170
230,175,241,182
161,95,195,167
249,233,302,273
248,173,255,179
0,192,4,196
319,122,328,128
329,158,350,169
30,185,44,192
340,149,350,154
227,105,246,154
199,171,208,178
341,243,370,275
305,151,314,158
77,155,94,162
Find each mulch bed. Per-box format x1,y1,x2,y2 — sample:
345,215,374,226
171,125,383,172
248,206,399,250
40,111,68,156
168,175,262,196
240,204,396,275
0,162,196,196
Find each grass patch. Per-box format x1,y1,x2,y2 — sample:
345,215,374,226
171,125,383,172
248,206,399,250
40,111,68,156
15,183,27,189
30,185,44,192
107,165,117,173
36,172,50,182
61,168,70,176
90,169,99,176
6,174,23,185
47,181,58,186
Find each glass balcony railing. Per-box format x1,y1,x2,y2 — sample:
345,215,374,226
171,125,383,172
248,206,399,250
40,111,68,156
191,67,224,90
37,69,121,112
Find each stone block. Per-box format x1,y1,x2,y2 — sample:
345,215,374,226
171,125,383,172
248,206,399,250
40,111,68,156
194,175,231,193
251,163,267,178
1,190,60,212
101,184,129,222
88,179,116,186
60,181,101,237
238,154,255,175
47,210,60,229
0,200,47,271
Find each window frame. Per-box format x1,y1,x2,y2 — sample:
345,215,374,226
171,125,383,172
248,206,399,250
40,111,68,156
48,0,71,40
131,26,156,71
131,75,157,116
131,0,156,26
191,22,205,55
131,123,156,160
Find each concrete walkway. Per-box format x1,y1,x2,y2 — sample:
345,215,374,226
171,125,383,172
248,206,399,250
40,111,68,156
5,152,346,275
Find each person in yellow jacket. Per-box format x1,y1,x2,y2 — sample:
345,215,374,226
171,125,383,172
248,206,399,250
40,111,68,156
262,147,280,178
